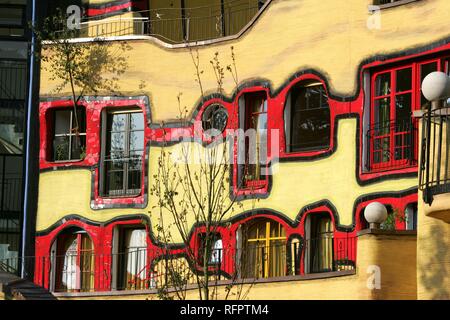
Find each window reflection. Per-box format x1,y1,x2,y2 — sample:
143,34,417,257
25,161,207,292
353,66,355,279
102,110,145,197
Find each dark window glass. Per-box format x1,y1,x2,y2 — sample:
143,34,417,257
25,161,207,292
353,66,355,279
374,98,390,133
289,83,331,152
0,60,26,155
0,7,23,27
420,62,438,108
375,73,391,96
396,67,412,92
102,110,144,197
0,5,25,37
52,108,86,161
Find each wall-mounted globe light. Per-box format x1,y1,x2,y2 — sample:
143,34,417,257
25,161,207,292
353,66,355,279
421,71,450,102
364,202,388,230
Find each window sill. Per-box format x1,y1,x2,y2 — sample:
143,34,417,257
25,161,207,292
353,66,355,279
99,193,142,200
369,0,422,13
52,270,357,298
49,159,85,164
363,161,417,175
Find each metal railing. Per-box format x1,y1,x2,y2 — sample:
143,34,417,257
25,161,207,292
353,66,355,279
366,119,418,172
419,107,450,204
0,236,356,293
55,0,265,44
0,154,23,274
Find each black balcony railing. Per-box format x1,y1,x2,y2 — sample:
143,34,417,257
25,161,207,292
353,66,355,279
53,0,267,44
0,236,356,294
0,154,23,275
419,107,450,204
366,119,418,172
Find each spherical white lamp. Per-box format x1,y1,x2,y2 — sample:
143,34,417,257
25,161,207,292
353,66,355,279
364,202,388,229
421,71,450,102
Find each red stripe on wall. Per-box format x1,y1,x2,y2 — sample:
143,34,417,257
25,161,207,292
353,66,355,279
86,2,132,17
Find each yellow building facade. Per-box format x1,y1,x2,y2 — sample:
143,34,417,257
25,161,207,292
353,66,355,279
33,0,450,299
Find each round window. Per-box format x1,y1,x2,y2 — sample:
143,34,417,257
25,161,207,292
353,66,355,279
202,104,228,133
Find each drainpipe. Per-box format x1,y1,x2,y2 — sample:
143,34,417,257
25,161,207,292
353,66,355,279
21,0,36,279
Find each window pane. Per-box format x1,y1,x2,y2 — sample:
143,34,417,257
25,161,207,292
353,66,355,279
54,110,71,135
103,111,145,197
75,108,87,134
375,73,391,96
52,108,86,161
374,98,390,134
106,158,124,171
395,133,411,161
53,136,70,161
108,114,127,132
129,152,143,170
373,137,390,164
130,131,144,152
0,8,23,26
396,68,412,92
420,62,438,107
71,135,86,160
0,100,25,154
130,113,144,131
109,132,126,154
290,85,331,152
106,171,124,194
127,170,142,190
395,93,411,128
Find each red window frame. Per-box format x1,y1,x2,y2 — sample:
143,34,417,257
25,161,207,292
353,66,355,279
368,57,446,173
234,89,270,194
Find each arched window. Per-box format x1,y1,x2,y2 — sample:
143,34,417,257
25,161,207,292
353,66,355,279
240,219,286,279
52,227,94,292
284,80,331,152
304,213,334,274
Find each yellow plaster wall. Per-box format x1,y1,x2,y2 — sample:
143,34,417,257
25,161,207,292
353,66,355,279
40,0,450,123
417,196,450,299
416,120,450,300
56,232,417,300
36,118,417,238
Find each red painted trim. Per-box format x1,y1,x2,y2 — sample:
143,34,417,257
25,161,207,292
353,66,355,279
40,98,150,208
87,3,131,17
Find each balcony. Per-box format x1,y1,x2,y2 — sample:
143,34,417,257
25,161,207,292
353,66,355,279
365,119,418,173
0,236,356,295
56,0,268,44
419,107,450,221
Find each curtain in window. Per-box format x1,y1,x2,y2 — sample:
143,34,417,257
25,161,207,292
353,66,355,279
310,216,333,273
210,239,223,264
61,235,78,291
124,229,147,290
242,220,286,279
57,233,94,292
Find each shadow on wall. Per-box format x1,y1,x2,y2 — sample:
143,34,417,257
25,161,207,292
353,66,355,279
420,224,449,299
